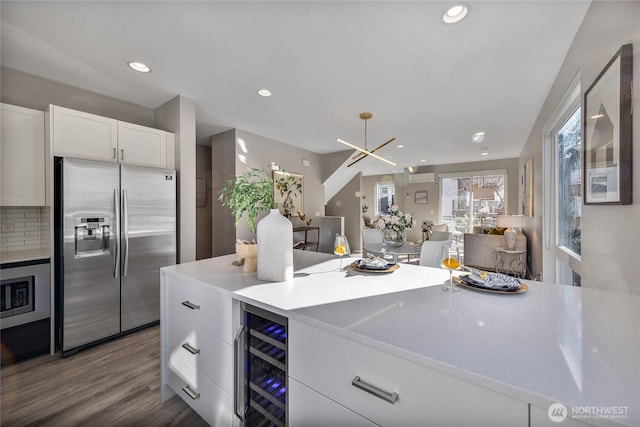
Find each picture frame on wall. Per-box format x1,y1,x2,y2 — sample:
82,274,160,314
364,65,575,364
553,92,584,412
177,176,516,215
273,170,304,216
415,191,428,204
583,43,633,205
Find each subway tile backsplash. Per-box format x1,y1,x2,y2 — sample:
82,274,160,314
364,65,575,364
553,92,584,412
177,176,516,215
0,207,46,252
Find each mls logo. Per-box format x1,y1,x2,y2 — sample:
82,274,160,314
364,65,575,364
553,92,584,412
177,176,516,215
548,403,568,423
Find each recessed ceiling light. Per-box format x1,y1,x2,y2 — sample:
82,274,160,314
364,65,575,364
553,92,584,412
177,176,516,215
420,159,427,162
443,4,469,24
472,132,485,143
127,61,151,73
396,144,405,148
257,89,272,97
480,146,489,156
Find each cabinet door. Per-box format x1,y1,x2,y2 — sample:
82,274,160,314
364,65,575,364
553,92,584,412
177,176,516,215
117,121,167,168
52,105,118,162
1,104,45,206
290,320,528,427
289,378,377,426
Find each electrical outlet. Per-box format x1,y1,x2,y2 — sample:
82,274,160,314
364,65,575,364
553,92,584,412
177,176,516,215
1,218,15,232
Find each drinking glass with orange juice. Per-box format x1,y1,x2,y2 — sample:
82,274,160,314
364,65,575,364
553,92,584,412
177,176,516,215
439,245,461,293
333,234,350,272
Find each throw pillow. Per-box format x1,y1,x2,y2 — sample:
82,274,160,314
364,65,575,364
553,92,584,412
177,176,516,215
488,227,506,235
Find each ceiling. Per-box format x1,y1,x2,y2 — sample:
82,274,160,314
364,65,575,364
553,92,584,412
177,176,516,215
1,1,591,176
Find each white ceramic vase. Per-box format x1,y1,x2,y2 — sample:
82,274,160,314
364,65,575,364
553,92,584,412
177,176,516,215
257,209,293,281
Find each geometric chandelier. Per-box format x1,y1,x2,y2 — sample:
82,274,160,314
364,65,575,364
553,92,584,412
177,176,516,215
337,112,396,167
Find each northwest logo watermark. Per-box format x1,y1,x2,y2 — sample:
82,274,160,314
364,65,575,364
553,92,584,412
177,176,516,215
548,403,630,422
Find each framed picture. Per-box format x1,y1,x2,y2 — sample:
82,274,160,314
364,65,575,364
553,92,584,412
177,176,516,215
415,191,428,204
520,157,533,217
273,170,303,216
583,43,633,205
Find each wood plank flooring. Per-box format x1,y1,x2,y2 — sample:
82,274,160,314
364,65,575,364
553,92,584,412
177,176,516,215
1,325,209,426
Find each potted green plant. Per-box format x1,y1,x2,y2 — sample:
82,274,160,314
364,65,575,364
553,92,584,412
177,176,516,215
218,167,277,272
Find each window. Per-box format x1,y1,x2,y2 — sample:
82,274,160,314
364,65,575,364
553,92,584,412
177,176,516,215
556,106,582,256
544,74,581,286
440,171,506,239
375,182,395,215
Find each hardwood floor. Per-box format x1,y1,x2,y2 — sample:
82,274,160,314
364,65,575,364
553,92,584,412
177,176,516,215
1,325,208,426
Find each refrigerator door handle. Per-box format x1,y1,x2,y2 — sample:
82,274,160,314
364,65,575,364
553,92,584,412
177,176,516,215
113,189,120,278
122,189,129,277
233,325,246,422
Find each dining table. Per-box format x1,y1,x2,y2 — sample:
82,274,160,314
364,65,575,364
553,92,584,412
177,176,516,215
362,242,423,263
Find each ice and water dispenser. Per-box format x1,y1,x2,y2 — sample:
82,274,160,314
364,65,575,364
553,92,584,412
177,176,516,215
74,216,111,257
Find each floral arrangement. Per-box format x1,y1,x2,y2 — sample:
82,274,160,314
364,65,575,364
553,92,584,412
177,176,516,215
374,205,416,232
421,219,434,233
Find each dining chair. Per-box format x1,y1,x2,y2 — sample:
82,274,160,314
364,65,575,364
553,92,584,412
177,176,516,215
419,239,453,268
429,230,451,241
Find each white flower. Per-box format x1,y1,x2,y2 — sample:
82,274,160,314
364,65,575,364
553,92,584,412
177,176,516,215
390,205,398,212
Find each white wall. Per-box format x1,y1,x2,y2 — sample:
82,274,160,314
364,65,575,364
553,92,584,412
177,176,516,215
519,1,640,296
325,174,361,251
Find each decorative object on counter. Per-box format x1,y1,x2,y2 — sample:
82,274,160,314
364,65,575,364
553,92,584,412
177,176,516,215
333,234,350,272
421,219,433,241
273,170,303,216
257,209,293,281
496,214,525,249
375,205,416,247
584,43,633,205
235,239,257,272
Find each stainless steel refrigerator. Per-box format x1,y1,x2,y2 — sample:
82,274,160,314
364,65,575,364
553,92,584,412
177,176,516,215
54,157,176,355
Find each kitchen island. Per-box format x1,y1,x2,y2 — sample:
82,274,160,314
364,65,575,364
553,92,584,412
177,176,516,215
160,251,639,427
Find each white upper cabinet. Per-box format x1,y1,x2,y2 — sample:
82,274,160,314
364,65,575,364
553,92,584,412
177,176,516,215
52,105,118,163
51,105,174,169
117,121,166,168
1,103,46,206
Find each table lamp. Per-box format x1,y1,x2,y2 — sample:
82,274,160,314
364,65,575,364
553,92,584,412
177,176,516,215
496,215,525,249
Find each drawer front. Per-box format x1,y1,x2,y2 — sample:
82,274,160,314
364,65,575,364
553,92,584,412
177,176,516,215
165,348,234,427
166,312,233,392
289,377,378,427
165,274,232,343
290,320,527,427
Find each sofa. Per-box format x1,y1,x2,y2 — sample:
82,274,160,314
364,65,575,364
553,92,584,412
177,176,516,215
463,232,527,275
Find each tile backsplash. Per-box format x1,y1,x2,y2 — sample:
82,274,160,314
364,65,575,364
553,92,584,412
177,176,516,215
0,207,49,252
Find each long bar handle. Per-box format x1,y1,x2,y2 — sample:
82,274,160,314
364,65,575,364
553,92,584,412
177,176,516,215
113,189,120,278
181,342,200,355
351,376,398,404
182,385,200,400
181,301,200,310
233,325,246,421
122,189,129,277
112,147,117,159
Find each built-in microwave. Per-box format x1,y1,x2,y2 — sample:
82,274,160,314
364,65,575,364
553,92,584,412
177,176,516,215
1,275,35,318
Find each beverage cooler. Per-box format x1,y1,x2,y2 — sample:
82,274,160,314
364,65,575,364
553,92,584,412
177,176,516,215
235,304,288,427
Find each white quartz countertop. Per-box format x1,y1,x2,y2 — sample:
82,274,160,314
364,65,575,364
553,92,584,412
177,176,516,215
161,252,640,426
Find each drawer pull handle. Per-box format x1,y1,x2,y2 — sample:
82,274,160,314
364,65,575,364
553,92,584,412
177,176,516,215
352,376,398,404
182,385,200,400
181,342,200,355
181,301,200,310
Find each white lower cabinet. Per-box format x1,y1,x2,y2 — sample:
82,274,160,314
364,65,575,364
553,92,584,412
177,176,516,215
289,378,377,426
289,320,528,427
161,272,234,426
164,348,234,426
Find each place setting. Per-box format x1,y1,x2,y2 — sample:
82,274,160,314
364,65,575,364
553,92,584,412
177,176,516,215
454,268,528,294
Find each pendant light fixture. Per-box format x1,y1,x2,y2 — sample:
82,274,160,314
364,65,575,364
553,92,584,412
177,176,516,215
337,112,396,167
